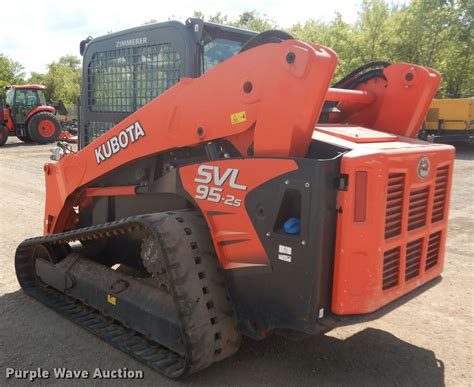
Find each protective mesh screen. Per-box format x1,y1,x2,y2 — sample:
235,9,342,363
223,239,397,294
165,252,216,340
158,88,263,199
87,43,180,113
84,121,115,144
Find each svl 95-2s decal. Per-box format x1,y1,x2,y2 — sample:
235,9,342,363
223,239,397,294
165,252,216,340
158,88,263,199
193,165,247,207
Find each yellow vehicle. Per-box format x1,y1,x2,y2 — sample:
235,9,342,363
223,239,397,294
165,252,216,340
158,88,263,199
420,97,474,143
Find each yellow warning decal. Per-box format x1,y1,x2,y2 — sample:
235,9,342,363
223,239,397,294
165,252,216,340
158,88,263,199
107,294,116,305
230,111,247,125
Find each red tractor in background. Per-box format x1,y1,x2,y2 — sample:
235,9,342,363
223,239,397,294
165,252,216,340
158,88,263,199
0,84,76,146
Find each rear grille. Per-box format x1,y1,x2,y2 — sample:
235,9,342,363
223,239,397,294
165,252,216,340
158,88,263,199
426,231,442,270
432,166,449,223
408,187,429,231
381,163,450,291
383,247,400,290
385,173,405,239
405,238,422,281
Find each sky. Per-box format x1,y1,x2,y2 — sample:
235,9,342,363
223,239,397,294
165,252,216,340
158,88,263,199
0,0,363,77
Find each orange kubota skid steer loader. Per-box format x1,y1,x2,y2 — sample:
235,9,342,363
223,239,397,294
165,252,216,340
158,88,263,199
15,19,454,378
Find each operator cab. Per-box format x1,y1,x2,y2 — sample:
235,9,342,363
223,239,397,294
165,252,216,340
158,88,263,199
5,85,47,126
6,86,47,107
79,18,256,148
5,85,47,107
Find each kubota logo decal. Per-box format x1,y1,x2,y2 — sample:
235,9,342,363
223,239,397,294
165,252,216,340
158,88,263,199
94,121,145,165
417,156,430,179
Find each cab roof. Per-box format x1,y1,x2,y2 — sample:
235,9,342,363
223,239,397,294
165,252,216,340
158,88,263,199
80,18,256,57
9,84,47,90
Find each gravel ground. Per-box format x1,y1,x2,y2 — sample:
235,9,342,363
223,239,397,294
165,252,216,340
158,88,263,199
0,138,472,386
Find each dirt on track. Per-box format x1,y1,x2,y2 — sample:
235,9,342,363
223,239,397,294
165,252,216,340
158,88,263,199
0,138,473,386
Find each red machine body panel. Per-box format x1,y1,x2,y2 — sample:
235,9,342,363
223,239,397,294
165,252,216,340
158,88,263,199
329,65,440,138
42,40,338,234
312,128,455,315
180,159,298,269
316,125,399,143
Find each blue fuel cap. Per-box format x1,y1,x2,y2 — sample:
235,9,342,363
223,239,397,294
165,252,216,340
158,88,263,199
283,217,301,234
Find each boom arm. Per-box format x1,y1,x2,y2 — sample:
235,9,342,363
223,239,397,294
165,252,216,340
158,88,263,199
43,39,440,235
44,40,338,234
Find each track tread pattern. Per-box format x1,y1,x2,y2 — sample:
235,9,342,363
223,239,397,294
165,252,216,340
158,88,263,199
15,210,241,378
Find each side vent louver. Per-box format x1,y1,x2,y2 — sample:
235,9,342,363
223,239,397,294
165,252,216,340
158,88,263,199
408,187,429,231
385,174,405,239
405,238,423,281
383,247,400,290
432,165,449,223
426,231,442,271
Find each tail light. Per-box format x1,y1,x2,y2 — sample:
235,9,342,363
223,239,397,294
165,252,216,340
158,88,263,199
354,171,368,222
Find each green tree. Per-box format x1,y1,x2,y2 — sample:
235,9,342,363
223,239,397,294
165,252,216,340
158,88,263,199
208,12,229,24
0,54,25,89
191,11,229,24
290,0,472,95
192,11,205,20
231,11,278,32
440,0,473,96
56,55,81,70
356,0,394,62
193,10,277,32
39,55,81,104
28,71,46,85
387,0,473,96
290,13,360,78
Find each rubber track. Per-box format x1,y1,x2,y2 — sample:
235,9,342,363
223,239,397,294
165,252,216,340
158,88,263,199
15,210,241,378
